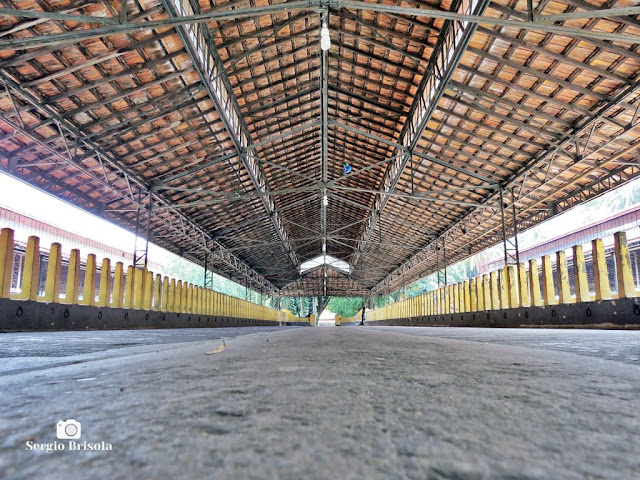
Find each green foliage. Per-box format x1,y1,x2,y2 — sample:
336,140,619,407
326,297,363,317
280,297,313,317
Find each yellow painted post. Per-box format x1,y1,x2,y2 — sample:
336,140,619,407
475,277,484,311
133,268,145,310
153,274,162,310
182,282,189,314
0,228,14,298
111,262,124,308
518,263,530,307
541,255,556,305
192,284,197,314
453,283,460,313
482,275,490,310
65,249,81,305
123,265,134,309
506,265,518,308
556,251,571,304
469,278,478,312
614,231,635,298
529,259,542,307
444,286,450,314
80,254,96,306
309,313,316,326
97,258,111,307
16,236,40,300
143,270,153,310
184,283,191,313
490,271,499,310
499,268,508,309
573,245,590,303
168,278,176,312
463,280,471,313
335,314,340,326
42,243,62,303
175,280,182,313
591,239,611,300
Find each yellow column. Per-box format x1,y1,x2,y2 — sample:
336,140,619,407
444,287,450,314
556,251,571,304
499,267,508,309
614,231,635,298
0,228,14,298
453,283,460,313
529,259,542,307
168,278,176,312
591,239,611,300
123,265,135,308
182,282,189,313
97,258,111,307
111,262,124,308
573,245,590,303
463,281,471,313
186,283,193,313
16,235,40,301
175,280,182,312
65,249,81,305
309,313,316,326
143,270,153,310
482,275,490,310
541,255,556,305
476,277,484,311
335,314,340,326
153,274,162,310
470,279,478,312
506,265,518,308
42,243,62,303
194,285,199,314
133,268,145,310
518,263,530,307
80,254,96,306
458,283,465,313
490,271,499,310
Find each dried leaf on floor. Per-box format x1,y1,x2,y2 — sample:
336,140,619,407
206,340,226,355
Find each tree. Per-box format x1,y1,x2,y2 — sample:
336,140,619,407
326,297,363,317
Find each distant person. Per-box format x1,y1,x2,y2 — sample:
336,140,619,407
360,308,365,326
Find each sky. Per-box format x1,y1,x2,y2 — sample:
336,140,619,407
0,172,174,266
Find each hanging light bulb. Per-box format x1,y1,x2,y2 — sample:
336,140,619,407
323,194,329,206
320,23,331,51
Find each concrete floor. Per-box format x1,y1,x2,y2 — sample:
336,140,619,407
1,326,639,479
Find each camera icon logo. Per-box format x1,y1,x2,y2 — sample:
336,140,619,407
56,419,81,440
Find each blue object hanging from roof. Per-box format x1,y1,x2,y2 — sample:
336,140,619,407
343,162,352,174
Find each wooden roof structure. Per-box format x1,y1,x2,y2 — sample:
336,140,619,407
0,0,638,297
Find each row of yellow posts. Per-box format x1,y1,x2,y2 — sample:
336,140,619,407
0,228,286,322
367,231,638,322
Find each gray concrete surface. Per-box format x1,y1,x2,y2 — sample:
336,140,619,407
1,327,639,479
369,327,640,365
